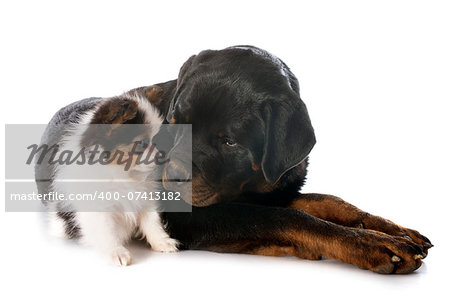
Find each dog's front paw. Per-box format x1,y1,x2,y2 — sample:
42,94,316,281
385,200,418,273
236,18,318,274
150,238,179,253
400,227,433,257
362,215,433,257
344,230,424,274
110,246,132,266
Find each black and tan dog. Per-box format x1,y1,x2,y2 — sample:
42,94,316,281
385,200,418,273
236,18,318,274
132,45,432,274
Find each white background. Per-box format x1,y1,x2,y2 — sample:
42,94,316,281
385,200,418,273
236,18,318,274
1,0,449,298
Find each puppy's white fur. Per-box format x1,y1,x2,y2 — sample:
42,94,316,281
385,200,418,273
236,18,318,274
48,212,66,238
48,93,178,266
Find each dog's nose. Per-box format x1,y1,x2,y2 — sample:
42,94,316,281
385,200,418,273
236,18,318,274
164,161,191,183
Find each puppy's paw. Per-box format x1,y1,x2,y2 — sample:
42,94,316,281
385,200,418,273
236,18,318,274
110,246,132,266
150,238,179,253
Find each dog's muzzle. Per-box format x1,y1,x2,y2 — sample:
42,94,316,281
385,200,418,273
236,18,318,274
162,158,192,205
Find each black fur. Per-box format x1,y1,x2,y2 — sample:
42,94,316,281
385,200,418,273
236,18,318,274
136,46,317,249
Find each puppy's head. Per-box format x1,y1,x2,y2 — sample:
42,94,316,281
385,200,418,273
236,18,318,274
163,46,316,206
81,89,164,176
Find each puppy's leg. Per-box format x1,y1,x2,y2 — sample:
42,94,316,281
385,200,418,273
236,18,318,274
287,193,432,256
48,212,67,239
77,212,133,266
139,212,179,252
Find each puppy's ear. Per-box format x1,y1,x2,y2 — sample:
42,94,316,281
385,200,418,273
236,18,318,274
141,86,164,106
261,99,316,185
81,97,140,149
91,97,138,125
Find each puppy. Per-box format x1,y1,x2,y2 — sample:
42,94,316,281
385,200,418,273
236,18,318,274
36,90,178,266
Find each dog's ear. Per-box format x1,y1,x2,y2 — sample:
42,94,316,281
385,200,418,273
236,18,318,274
166,55,197,123
261,98,316,185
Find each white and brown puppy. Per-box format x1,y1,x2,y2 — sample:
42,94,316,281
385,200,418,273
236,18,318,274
37,88,178,266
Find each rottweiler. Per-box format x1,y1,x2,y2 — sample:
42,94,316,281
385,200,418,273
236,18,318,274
130,45,432,274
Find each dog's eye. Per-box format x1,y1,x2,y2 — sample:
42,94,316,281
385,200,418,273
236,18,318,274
223,138,237,147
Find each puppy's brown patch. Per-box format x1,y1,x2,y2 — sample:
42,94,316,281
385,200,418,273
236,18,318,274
92,97,138,125
145,86,164,105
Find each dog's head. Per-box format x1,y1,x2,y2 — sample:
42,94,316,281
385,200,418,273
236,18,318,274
163,46,316,206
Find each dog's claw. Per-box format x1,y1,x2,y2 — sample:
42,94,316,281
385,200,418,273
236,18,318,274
423,242,433,249
391,255,401,262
